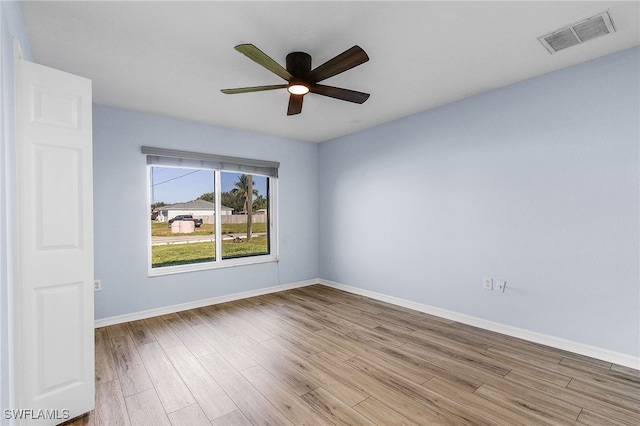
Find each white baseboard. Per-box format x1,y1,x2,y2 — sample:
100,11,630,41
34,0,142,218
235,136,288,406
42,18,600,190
94,277,638,369
93,279,317,328
318,279,640,370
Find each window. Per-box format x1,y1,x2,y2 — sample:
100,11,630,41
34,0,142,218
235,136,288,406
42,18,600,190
144,147,278,275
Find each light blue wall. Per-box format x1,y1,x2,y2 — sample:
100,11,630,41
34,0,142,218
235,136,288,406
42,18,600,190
319,47,640,357
0,0,33,419
92,106,319,319
1,0,637,383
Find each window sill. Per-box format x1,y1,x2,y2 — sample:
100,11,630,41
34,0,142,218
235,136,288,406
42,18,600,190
148,255,278,277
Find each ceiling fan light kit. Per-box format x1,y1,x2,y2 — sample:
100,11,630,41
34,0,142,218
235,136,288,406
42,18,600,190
221,44,370,116
287,83,310,95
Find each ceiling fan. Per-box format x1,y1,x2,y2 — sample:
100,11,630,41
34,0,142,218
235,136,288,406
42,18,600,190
221,44,370,116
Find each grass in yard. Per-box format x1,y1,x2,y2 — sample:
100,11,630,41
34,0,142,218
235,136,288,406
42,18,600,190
151,221,267,237
221,222,267,234
151,222,214,237
151,241,215,267
222,235,268,259
152,236,268,268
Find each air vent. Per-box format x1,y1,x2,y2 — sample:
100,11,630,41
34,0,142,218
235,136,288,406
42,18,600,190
538,11,615,54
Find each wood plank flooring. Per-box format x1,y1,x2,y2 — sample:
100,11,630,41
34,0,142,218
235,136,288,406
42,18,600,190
67,285,639,425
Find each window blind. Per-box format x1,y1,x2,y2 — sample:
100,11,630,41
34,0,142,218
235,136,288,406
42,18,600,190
142,146,279,178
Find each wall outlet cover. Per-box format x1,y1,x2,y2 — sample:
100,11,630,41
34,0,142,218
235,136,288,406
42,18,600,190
483,277,492,290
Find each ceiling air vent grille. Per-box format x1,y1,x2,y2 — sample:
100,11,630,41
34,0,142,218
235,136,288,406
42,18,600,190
538,11,615,54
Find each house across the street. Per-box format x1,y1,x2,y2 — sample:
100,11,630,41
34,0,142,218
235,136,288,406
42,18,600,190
154,199,232,223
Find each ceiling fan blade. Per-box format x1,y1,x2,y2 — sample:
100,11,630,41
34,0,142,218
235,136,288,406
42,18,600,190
221,84,287,94
287,95,303,115
308,45,369,83
310,84,370,104
234,44,293,82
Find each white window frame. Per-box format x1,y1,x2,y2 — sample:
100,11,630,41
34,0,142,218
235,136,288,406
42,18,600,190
144,147,279,276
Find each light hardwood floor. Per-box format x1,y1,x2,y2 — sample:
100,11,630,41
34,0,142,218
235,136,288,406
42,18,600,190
67,285,639,425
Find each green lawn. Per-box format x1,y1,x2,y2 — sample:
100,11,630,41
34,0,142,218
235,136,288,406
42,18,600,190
151,242,216,267
151,221,267,237
151,236,268,268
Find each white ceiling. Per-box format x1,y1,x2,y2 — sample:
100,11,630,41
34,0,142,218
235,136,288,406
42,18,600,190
22,1,640,143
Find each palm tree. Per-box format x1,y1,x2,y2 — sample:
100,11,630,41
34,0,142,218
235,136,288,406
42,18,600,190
231,175,258,213
197,192,214,202
253,195,267,211
231,174,258,241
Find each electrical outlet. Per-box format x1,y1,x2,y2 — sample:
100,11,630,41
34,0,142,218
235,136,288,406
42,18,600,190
483,277,492,290
496,280,506,292
94,280,102,292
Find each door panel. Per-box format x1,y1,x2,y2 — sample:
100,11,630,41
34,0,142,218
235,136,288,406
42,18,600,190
37,282,84,394
15,56,94,424
35,144,82,250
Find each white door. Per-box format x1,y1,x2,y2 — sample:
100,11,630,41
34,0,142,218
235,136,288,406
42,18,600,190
14,55,94,424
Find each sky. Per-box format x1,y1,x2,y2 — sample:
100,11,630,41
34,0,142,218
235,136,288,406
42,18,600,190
150,166,268,205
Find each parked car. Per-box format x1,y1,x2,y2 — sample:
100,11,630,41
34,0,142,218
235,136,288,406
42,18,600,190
167,215,203,227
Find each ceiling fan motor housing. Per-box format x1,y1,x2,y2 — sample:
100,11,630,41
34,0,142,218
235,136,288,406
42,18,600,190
286,52,312,80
